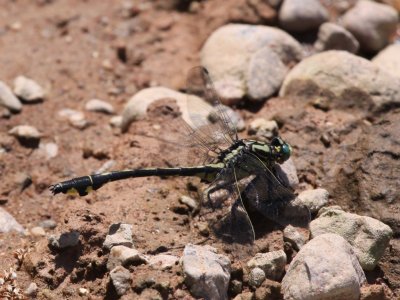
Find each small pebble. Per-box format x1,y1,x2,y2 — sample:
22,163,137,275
58,109,88,129
48,231,80,249
248,118,278,140
103,223,133,250
24,282,38,297
149,254,179,270
110,266,132,296
30,226,46,237
40,142,58,159
283,224,307,250
85,99,114,114
8,125,41,140
13,76,45,102
78,287,89,296
0,81,22,112
249,267,266,288
109,115,123,127
179,195,198,212
107,245,148,270
39,219,57,229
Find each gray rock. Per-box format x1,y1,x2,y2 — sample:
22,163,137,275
0,207,25,233
39,142,58,159
149,254,179,270
121,87,211,132
48,231,80,249
246,47,288,100
246,250,286,280
314,22,359,53
201,24,303,102
107,245,147,270
279,0,329,32
310,206,393,270
8,125,41,140
280,50,400,112
249,267,266,288
24,282,38,297
39,219,57,229
13,76,45,102
182,244,231,300
110,266,132,296
283,224,307,250
275,158,299,189
248,118,278,140
85,99,114,114
292,188,329,213
282,233,366,300
0,81,22,112
342,0,398,53
372,44,400,79
103,223,133,250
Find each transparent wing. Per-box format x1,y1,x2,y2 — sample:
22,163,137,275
237,152,311,229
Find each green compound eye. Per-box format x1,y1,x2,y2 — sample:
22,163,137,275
281,143,292,161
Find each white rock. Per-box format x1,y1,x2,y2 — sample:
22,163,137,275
310,206,393,270
372,44,400,79
109,115,123,127
78,287,89,296
58,109,88,129
13,76,45,102
85,99,114,114
0,207,25,233
283,224,307,250
121,87,211,132
40,142,58,159
110,266,131,296
292,188,329,213
248,118,278,139
107,245,147,270
0,81,22,112
314,22,359,53
8,125,41,140
30,226,46,237
24,282,38,296
149,254,179,270
182,244,231,300
282,233,366,300
179,195,198,212
275,157,299,189
280,50,400,112
342,0,398,53
103,223,133,250
246,250,286,280
279,0,329,32
249,267,266,288
201,24,303,102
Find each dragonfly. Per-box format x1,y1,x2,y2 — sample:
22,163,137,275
50,67,309,252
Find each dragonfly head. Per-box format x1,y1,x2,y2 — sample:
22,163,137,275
271,137,292,164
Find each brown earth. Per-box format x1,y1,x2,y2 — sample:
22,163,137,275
0,0,399,299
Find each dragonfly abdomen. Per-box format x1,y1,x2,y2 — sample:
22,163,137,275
50,164,224,196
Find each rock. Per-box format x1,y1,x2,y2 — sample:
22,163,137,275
274,158,299,189
149,254,179,270
30,226,46,237
372,44,400,79
246,47,288,100
233,291,253,300
182,244,231,300
310,206,393,270
13,76,45,102
109,115,123,127
39,142,58,159
107,245,147,270
110,266,132,296
0,207,25,233
39,219,57,229
103,223,133,250
279,0,329,32
85,99,114,114
246,250,286,280
121,87,211,132
280,50,400,112
314,22,359,53
283,224,307,250
282,233,366,300
201,24,303,102
8,125,41,140
179,195,198,212
229,279,243,296
209,104,246,132
248,118,278,140
48,231,80,249
0,81,22,112
58,109,88,129
78,287,89,296
24,282,38,297
342,0,398,53
292,188,329,213
249,267,266,288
